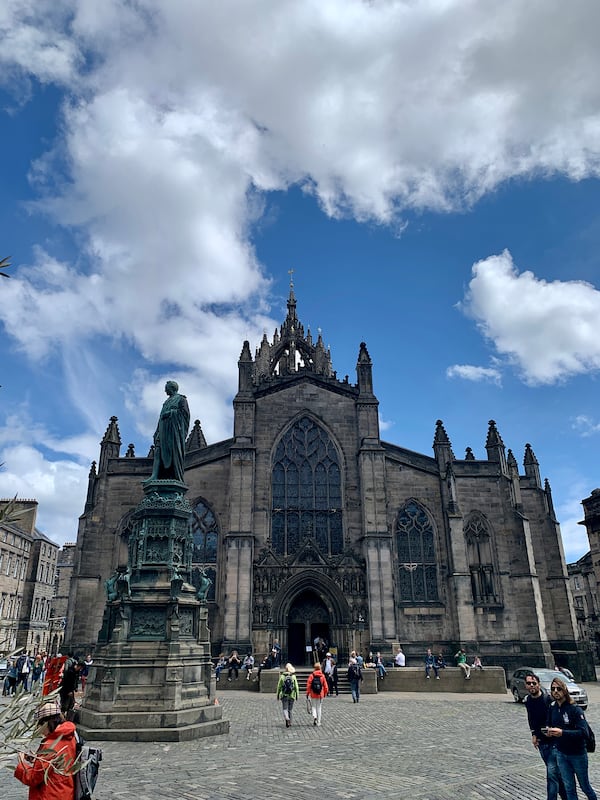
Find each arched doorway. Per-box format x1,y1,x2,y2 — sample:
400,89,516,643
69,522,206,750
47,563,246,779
287,590,330,667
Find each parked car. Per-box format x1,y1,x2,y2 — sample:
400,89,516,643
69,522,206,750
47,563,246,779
510,667,588,709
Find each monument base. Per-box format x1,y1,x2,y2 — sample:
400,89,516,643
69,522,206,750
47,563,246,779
80,601,229,742
79,637,228,741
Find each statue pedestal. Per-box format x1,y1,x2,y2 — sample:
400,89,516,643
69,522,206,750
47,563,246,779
80,479,228,741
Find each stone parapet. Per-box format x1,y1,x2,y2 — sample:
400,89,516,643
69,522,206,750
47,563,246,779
376,666,506,693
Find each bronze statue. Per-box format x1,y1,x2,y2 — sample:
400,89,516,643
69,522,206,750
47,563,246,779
196,569,213,601
105,571,120,602
149,380,190,483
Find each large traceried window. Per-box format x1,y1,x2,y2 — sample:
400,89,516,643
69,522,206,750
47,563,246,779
464,514,500,606
396,500,439,603
190,499,218,601
271,416,343,557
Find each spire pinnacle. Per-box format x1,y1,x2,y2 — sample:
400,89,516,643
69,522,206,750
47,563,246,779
186,419,207,452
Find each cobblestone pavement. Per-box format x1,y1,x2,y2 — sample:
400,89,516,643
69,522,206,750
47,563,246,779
3,685,600,800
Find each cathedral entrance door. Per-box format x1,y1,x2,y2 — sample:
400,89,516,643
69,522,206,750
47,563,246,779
287,590,330,667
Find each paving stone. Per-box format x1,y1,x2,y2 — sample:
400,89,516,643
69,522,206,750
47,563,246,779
2,687,600,799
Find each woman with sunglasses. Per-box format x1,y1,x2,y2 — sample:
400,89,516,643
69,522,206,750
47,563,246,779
546,677,597,800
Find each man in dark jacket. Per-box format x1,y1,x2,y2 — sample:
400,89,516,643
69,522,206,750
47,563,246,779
59,660,82,720
523,670,567,800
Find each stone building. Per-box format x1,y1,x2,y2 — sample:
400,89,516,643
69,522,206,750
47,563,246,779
47,543,76,655
66,286,588,677
0,499,59,655
567,551,600,662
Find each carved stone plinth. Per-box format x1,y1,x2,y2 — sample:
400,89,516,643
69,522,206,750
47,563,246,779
80,479,228,741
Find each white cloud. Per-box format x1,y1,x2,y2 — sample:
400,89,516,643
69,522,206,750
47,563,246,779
0,444,88,547
460,250,600,384
572,415,600,437
555,476,592,563
446,364,502,385
3,0,600,541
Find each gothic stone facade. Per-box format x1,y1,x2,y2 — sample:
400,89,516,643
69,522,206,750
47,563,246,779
66,289,584,676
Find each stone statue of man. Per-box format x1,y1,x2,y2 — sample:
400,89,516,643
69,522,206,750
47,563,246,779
149,380,190,483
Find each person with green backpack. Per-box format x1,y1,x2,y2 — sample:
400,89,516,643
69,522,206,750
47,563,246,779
276,663,299,728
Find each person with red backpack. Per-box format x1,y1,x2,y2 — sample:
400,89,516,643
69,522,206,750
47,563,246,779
306,661,328,727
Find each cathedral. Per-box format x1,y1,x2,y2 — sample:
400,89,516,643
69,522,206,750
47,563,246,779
66,284,589,677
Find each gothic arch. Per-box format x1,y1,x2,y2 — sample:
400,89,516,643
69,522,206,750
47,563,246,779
188,495,220,603
270,569,352,628
114,510,135,569
395,498,440,604
463,511,502,607
270,414,345,557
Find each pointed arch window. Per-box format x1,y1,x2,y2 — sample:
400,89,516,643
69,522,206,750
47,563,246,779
190,499,218,601
271,416,343,557
396,501,439,603
464,515,500,606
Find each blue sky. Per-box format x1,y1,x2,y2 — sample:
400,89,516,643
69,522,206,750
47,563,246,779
1,1,599,561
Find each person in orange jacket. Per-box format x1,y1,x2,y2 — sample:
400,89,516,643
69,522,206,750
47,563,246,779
306,661,329,727
14,699,77,800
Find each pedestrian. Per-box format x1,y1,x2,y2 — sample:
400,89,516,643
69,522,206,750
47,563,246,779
214,653,227,682
435,652,447,671
271,640,282,667
276,662,299,727
16,652,31,691
347,657,363,703
4,659,18,696
472,655,483,670
424,647,439,679
306,661,329,727
454,648,471,679
323,653,335,694
227,650,242,681
375,652,386,679
30,655,44,695
522,670,567,800
59,659,82,720
546,676,597,800
80,654,94,692
394,647,406,667
14,699,77,799
242,652,254,680
331,658,339,696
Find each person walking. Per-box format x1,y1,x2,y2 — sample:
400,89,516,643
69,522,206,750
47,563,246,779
306,661,329,727
14,699,77,799
276,662,299,727
522,670,567,800
323,653,335,694
546,676,597,800
347,657,363,703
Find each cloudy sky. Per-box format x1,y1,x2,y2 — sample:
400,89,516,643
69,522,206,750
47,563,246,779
1,0,599,561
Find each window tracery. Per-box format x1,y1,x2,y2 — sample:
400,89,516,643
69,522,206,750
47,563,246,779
396,500,439,603
190,499,218,601
271,416,343,556
464,515,500,606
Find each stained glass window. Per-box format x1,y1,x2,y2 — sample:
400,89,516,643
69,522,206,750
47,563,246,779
190,499,218,601
396,500,439,603
464,515,499,606
271,416,343,556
